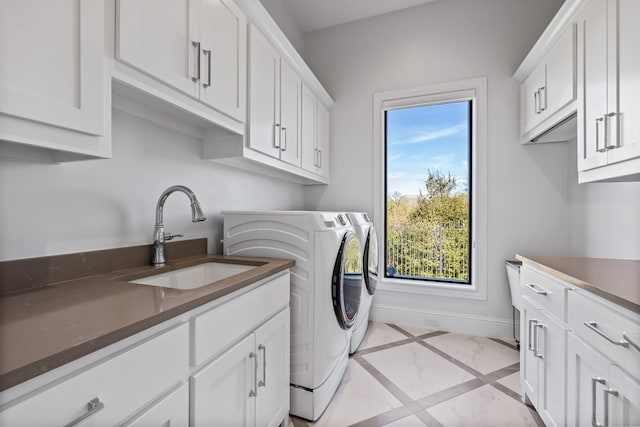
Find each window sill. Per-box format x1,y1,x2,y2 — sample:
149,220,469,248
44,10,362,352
378,277,487,301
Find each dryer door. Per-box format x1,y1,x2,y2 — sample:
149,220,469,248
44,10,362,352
332,231,362,329
363,226,379,295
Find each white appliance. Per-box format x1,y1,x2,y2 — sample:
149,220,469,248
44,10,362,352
505,259,522,346
223,211,363,421
347,212,379,354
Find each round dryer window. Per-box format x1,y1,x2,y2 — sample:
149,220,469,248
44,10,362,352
332,231,363,329
364,227,379,295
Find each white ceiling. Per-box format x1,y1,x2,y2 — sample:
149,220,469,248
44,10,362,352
281,0,437,32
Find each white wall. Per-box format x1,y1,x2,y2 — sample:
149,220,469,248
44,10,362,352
259,0,305,56
567,138,640,260
0,110,304,261
301,0,568,337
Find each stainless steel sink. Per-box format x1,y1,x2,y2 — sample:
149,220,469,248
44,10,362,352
130,262,256,290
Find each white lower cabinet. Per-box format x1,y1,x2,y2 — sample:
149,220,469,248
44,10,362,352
191,308,289,427
521,296,566,427
0,271,291,427
567,333,640,427
0,324,190,426
521,262,640,427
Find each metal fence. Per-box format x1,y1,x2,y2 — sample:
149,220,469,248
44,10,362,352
386,221,469,282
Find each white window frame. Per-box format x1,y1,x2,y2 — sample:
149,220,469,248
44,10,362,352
372,77,488,300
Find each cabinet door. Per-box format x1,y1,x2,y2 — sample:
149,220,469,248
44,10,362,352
566,332,610,427
199,0,247,122
255,309,290,427
248,24,281,159
520,298,539,407
537,310,566,427
300,84,318,173
124,383,189,427
545,24,576,117
317,102,331,179
117,0,199,99
0,0,103,135
607,364,640,427
607,0,640,166
577,0,609,171
279,60,302,166
191,334,256,427
521,64,546,134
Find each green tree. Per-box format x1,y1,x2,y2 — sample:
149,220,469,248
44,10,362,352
386,169,469,281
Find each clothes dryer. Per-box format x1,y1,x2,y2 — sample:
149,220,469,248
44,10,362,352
347,212,379,353
223,211,363,421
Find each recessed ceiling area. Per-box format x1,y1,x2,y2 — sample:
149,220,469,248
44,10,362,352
281,0,437,32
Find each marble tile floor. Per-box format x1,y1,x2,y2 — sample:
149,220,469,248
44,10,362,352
290,322,544,427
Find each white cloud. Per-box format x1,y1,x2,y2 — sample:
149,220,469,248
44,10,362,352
392,123,467,145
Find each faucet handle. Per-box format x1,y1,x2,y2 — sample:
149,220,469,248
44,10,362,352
163,232,184,241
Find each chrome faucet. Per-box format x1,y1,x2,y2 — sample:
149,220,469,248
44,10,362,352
152,185,206,265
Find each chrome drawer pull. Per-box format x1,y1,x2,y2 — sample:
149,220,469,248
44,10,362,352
526,283,548,295
584,322,629,347
191,41,201,82
622,332,640,352
528,319,538,352
249,352,257,397
63,397,104,427
603,387,618,427
533,323,544,359
258,344,267,387
591,377,606,427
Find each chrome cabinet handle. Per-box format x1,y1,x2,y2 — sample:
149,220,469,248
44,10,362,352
281,127,287,152
592,377,606,427
528,319,538,352
534,90,539,114
533,323,544,359
318,150,322,168
202,49,212,88
273,124,281,149
604,112,617,150
249,352,257,397
258,344,267,387
603,387,618,427
313,148,319,167
526,283,548,295
596,117,606,152
63,397,105,427
539,86,546,111
192,41,201,82
622,332,640,352
584,321,629,347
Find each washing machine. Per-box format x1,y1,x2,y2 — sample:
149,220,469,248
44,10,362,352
223,211,363,421
347,212,379,353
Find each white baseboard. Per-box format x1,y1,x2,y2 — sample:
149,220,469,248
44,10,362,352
370,303,514,340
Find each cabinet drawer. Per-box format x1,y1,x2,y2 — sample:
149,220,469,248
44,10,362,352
521,266,569,321
568,291,640,379
0,323,189,426
193,272,289,366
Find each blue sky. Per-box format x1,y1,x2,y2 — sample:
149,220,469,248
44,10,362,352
386,101,470,197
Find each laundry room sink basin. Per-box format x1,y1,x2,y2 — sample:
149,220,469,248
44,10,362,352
130,262,256,290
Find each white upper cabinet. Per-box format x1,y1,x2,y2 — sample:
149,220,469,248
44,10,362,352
197,0,247,121
0,0,109,160
117,0,246,122
519,23,576,142
577,0,640,182
117,0,199,99
301,84,330,179
248,24,301,167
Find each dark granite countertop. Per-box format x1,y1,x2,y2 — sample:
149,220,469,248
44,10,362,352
0,240,293,392
516,255,640,313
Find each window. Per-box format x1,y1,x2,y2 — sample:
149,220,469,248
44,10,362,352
373,78,487,299
386,101,471,284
